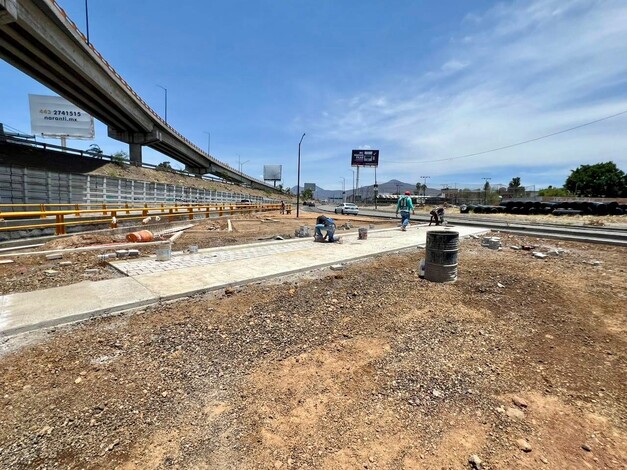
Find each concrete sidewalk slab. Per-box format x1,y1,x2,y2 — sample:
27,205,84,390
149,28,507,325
0,278,158,337
1,225,488,337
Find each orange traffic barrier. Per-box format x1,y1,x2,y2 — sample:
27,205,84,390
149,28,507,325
126,230,154,242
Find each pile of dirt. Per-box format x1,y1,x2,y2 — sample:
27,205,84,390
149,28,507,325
0,234,625,469
39,233,123,251
89,162,275,199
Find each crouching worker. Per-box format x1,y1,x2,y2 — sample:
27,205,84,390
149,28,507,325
315,215,338,242
429,207,445,226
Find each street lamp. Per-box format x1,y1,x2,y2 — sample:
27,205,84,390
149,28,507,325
340,177,346,203
203,131,211,156
156,85,168,123
237,155,250,174
84,0,90,45
296,133,306,218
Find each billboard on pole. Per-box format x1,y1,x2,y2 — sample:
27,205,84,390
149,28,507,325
304,183,316,191
351,149,379,167
29,94,95,139
263,165,282,181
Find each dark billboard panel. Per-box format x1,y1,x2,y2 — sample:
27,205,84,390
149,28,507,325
351,149,379,167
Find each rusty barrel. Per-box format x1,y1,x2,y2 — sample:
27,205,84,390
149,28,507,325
126,230,154,243
424,230,459,283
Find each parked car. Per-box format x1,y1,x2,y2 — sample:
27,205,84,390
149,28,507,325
240,199,252,204
304,201,316,207
334,203,359,215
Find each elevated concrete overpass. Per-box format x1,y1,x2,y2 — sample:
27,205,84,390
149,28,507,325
0,0,274,191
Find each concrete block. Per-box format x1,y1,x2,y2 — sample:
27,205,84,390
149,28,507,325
59,261,73,266
45,253,63,260
0,259,15,265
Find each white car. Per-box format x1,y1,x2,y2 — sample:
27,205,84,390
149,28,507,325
334,203,359,215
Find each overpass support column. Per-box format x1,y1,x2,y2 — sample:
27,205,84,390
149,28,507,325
129,144,142,166
108,127,161,166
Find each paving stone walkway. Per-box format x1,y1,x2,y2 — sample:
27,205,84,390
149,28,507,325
111,240,308,276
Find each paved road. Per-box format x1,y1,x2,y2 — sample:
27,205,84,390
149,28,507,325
315,204,627,246
0,224,488,337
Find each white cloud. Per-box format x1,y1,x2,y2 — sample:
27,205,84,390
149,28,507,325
441,59,469,73
307,0,627,189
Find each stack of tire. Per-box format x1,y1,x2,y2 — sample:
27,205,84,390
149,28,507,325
488,200,627,216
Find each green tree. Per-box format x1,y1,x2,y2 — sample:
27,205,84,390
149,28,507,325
508,176,526,197
538,186,570,197
565,161,626,197
111,150,129,165
156,161,173,172
87,144,103,156
483,181,492,204
301,188,313,200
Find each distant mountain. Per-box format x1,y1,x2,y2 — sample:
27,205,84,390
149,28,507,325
291,179,441,201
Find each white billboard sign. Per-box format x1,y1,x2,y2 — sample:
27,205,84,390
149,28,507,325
29,94,95,139
263,165,282,181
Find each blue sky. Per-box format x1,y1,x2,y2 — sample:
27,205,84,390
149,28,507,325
1,0,626,191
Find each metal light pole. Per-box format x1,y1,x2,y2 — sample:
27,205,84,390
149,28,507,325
238,156,250,174
351,169,356,203
296,133,305,218
84,0,90,45
374,167,378,210
340,177,346,203
156,85,168,123
203,131,211,156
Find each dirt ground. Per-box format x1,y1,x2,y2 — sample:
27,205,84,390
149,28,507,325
0,212,395,295
0,230,625,469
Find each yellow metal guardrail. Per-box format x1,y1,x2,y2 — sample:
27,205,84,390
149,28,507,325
0,203,291,236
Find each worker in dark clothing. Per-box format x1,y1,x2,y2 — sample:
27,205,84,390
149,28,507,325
429,207,445,226
315,215,337,242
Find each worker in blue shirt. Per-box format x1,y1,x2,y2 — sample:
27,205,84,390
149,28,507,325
396,191,415,231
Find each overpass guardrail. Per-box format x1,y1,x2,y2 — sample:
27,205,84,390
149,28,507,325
0,202,291,236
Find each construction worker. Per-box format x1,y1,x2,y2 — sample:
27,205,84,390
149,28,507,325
429,207,445,226
396,191,415,231
315,214,337,242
